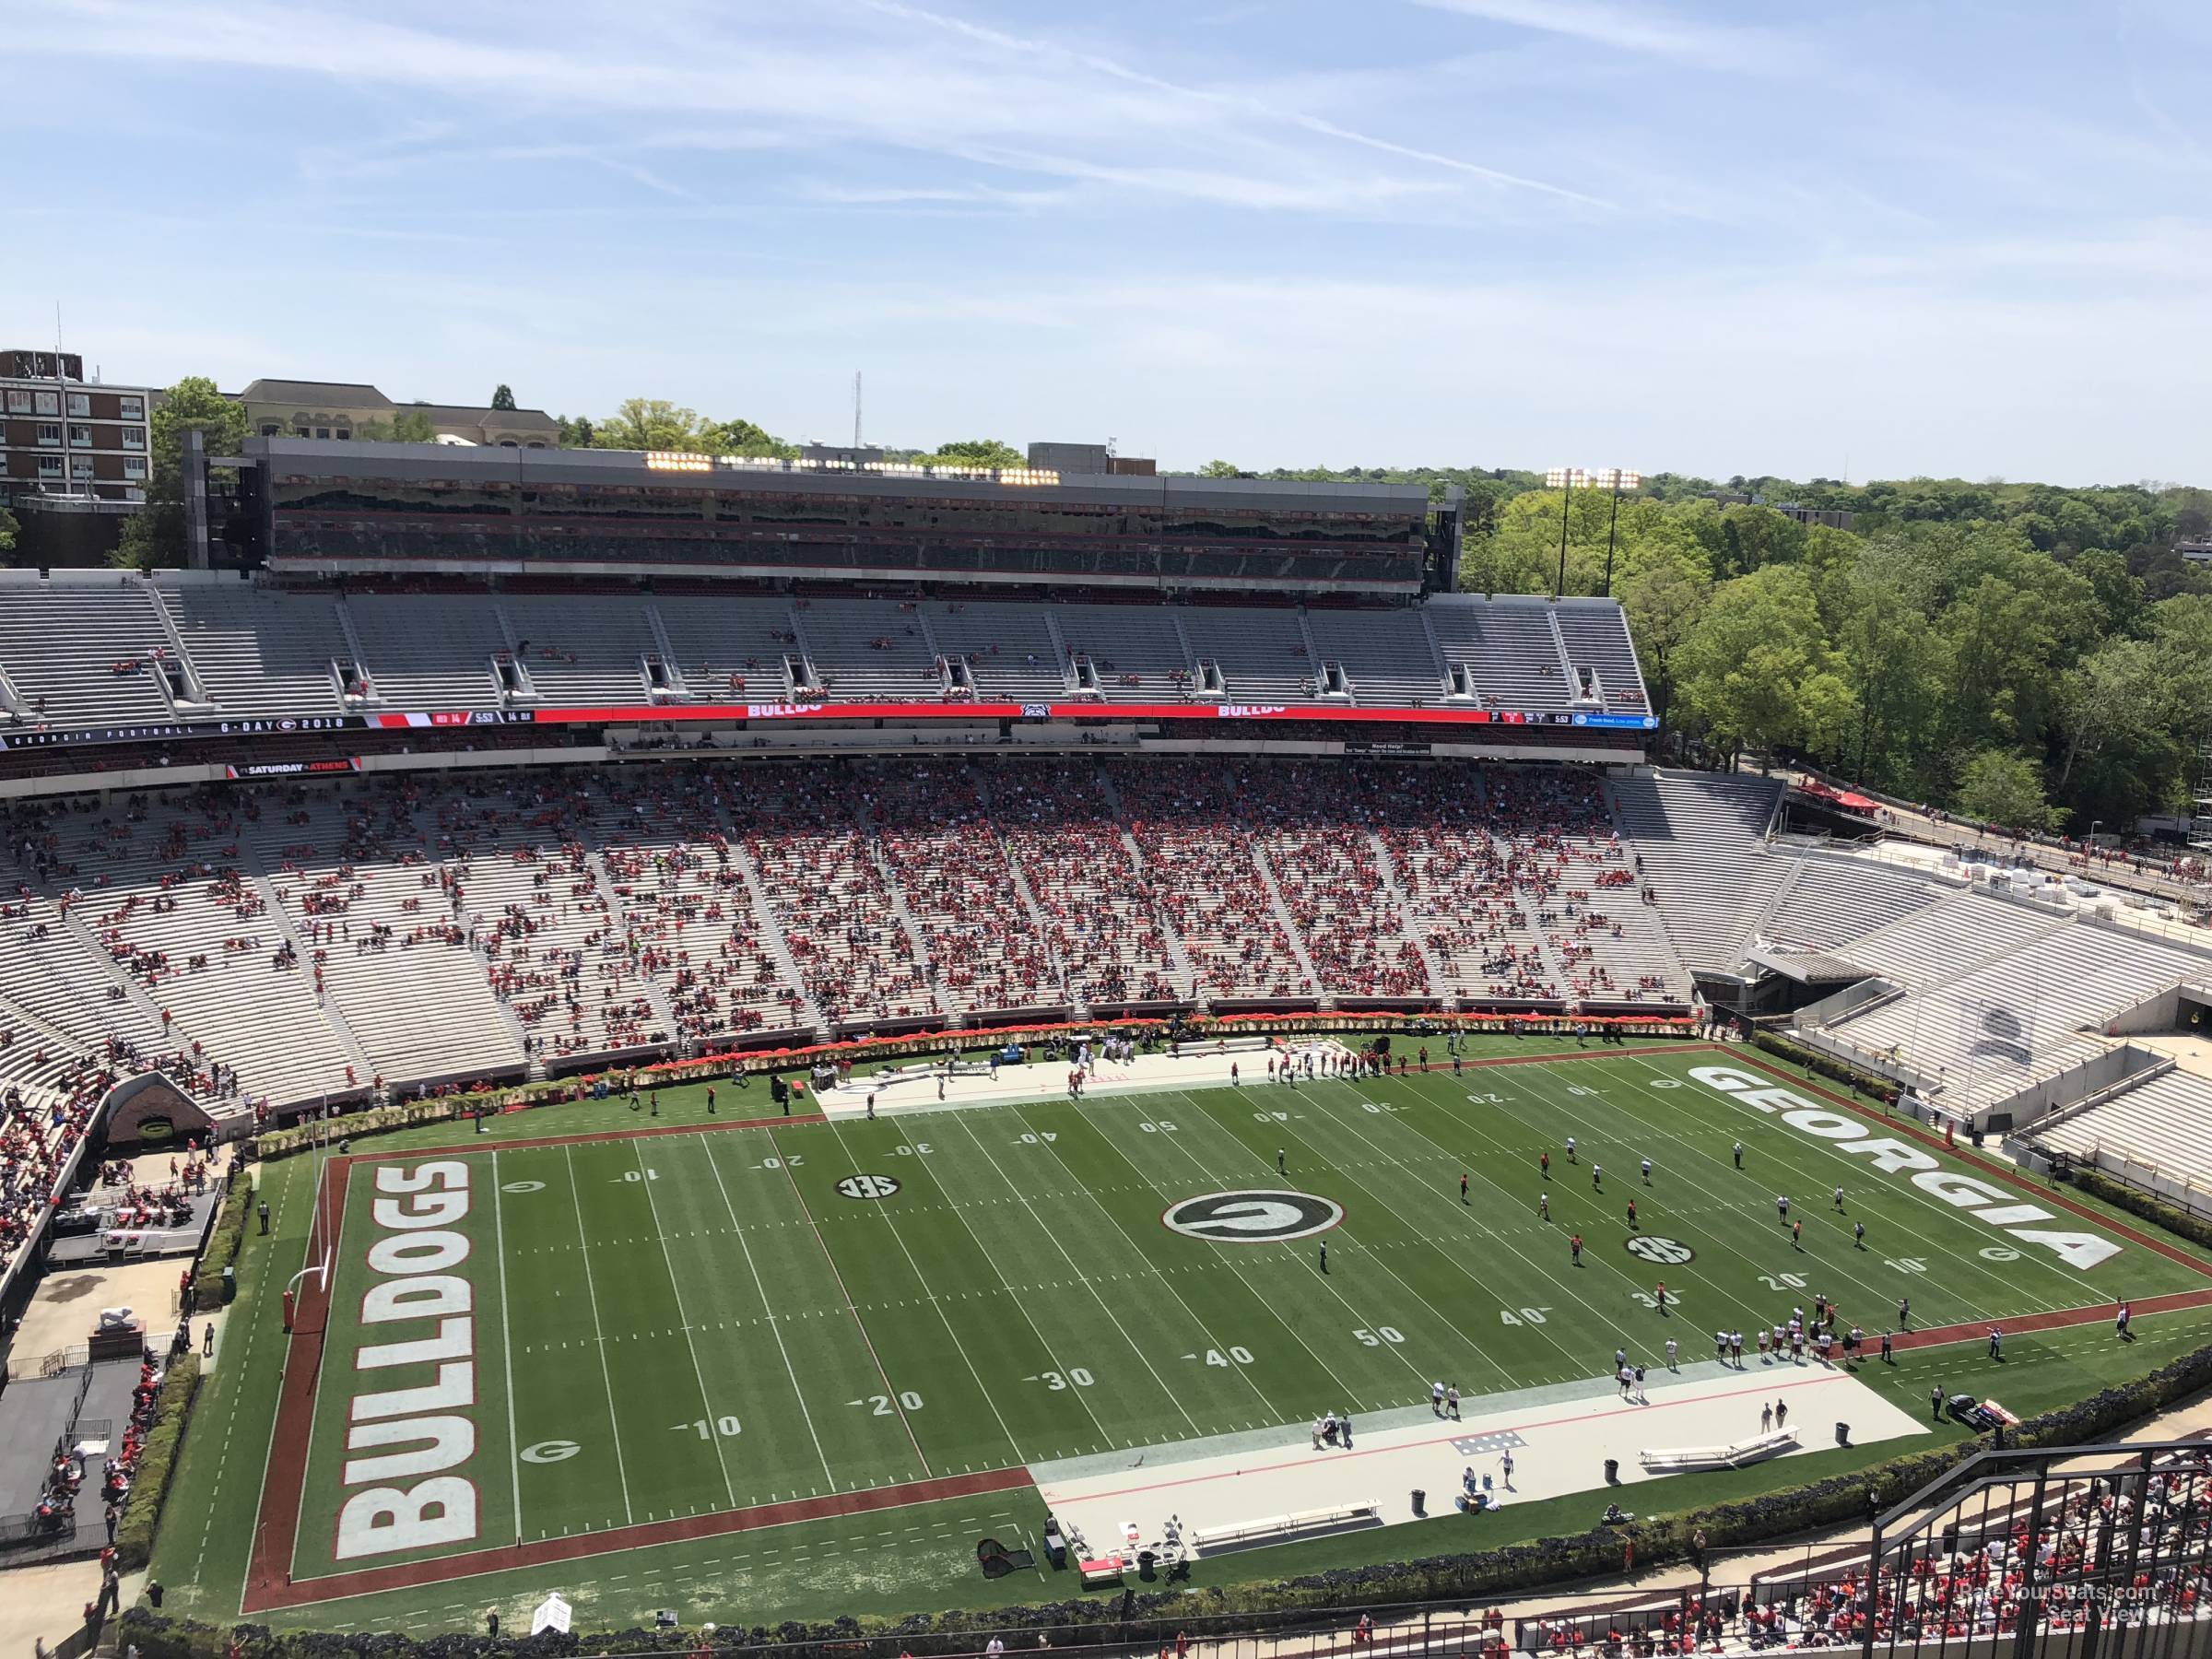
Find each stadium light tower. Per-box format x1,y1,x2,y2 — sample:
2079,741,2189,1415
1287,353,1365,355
1547,467,1641,597
1544,467,1587,596
1594,468,1642,597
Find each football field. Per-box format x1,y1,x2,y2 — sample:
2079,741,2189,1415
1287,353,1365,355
237,1042,2212,1625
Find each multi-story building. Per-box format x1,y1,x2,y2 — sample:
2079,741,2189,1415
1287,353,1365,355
0,349,155,506
230,379,559,448
1,349,158,565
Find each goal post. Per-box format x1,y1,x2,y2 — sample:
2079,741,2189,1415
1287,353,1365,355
282,1154,340,1335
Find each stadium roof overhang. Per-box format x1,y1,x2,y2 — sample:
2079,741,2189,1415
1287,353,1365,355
1745,944,1873,985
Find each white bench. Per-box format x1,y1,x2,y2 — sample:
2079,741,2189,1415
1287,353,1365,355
1639,1429,1798,1473
1191,1500,1381,1552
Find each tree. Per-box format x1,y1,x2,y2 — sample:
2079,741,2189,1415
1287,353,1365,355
557,415,594,448
1674,566,1853,768
1618,560,1709,727
0,505,16,560
357,409,437,442
1199,459,1241,478
1955,748,2065,832
490,383,517,411
2054,639,2160,791
114,375,251,570
927,438,1025,469
700,417,794,459
594,399,703,453
1829,555,1949,789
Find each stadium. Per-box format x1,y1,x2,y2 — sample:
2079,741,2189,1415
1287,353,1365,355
5,440,2212,1659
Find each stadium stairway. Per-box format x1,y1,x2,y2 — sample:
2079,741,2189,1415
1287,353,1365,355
582,848,685,1042
965,765,1088,1018
716,833,830,1041
1092,766,1212,1008
243,866,376,1082
1231,818,1328,1004
1362,827,1449,1002
851,799,964,1027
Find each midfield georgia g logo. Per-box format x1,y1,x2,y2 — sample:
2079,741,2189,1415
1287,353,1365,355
1162,1189,1344,1242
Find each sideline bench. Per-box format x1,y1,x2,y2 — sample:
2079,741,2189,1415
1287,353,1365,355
1191,1500,1381,1552
1640,1429,1798,1473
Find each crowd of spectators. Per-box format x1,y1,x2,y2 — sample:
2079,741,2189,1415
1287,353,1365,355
1109,759,1313,1001
0,758,1698,1115
866,764,1063,1015
1241,760,1430,1000
987,759,1183,1007
1519,1449,2212,1653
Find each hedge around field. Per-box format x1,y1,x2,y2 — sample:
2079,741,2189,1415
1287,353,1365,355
1749,1030,1901,1105
2063,1161,2212,1253
115,1352,200,1571
192,1178,254,1307
252,1016,1702,1162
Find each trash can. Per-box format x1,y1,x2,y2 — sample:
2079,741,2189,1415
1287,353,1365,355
1836,1421,1852,1447
1136,1548,1157,1581
1605,1456,1619,1485
221,1265,236,1304
1411,1488,1426,1516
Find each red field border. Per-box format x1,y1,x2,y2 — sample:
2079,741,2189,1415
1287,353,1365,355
248,1455,1030,1612
337,1109,828,1162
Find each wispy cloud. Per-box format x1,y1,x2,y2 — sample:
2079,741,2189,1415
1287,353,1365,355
1413,0,1797,72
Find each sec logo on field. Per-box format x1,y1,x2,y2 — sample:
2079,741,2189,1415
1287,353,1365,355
1624,1234,1696,1265
836,1173,901,1200
1162,1190,1344,1243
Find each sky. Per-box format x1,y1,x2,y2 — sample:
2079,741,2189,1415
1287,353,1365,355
5,0,2208,484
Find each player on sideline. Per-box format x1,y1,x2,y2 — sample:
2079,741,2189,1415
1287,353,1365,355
1432,1381,1446,1417
1665,1336,1678,1370
1898,1296,1911,1331
2118,1301,2134,1340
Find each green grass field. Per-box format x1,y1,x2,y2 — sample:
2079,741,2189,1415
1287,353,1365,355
148,1040,2212,1636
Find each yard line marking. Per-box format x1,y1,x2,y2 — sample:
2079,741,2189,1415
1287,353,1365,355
491,1149,524,1543
1186,1088,1534,1387
563,1144,636,1527
1063,1097,1371,1408
947,1110,1204,1439
1300,1078,1751,1343
1607,1053,2087,1312
632,1139,737,1509
762,1127,930,1479
1142,1091,1441,1389
815,1112,1052,1458
1492,1062,1958,1329
699,1135,839,1489
1007,1099,1287,1420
